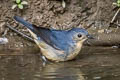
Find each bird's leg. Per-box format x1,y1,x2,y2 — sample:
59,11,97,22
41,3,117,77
41,56,47,62
41,55,49,66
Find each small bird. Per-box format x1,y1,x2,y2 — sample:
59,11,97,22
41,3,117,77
14,16,92,62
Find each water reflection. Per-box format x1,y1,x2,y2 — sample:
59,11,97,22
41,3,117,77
34,63,85,80
0,56,85,80
0,47,120,80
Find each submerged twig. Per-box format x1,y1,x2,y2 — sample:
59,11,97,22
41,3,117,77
6,24,34,42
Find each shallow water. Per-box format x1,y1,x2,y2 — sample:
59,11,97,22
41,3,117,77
0,47,120,80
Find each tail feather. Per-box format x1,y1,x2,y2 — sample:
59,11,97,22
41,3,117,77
14,16,34,31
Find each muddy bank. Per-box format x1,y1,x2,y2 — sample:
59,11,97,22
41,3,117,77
0,0,120,50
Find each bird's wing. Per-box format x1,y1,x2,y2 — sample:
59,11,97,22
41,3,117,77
33,26,69,51
13,16,71,51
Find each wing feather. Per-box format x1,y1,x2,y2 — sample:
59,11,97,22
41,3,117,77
32,26,70,51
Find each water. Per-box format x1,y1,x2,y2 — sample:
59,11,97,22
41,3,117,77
0,46,120,80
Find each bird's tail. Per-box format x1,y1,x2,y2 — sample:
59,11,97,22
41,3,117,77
14,16,34,31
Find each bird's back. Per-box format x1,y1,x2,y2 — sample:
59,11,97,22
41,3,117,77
36,28,73,51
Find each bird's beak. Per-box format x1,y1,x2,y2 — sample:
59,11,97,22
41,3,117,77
87,34,94,39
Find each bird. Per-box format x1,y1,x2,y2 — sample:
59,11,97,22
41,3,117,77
14,16,93,62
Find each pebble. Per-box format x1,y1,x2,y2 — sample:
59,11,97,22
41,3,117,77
93,76,101,80
0,37,8,44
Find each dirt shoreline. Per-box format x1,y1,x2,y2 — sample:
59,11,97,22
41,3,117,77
0,0,120,50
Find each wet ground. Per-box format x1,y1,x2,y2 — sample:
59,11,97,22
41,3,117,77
0,46,120,80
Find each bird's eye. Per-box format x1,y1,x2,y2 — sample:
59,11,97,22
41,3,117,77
77,34,82,38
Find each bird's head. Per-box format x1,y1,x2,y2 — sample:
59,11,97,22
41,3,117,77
68,28,93,43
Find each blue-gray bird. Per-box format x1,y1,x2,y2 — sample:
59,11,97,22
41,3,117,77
14,16,92,62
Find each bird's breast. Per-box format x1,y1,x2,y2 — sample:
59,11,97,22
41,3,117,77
65,41,83,60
